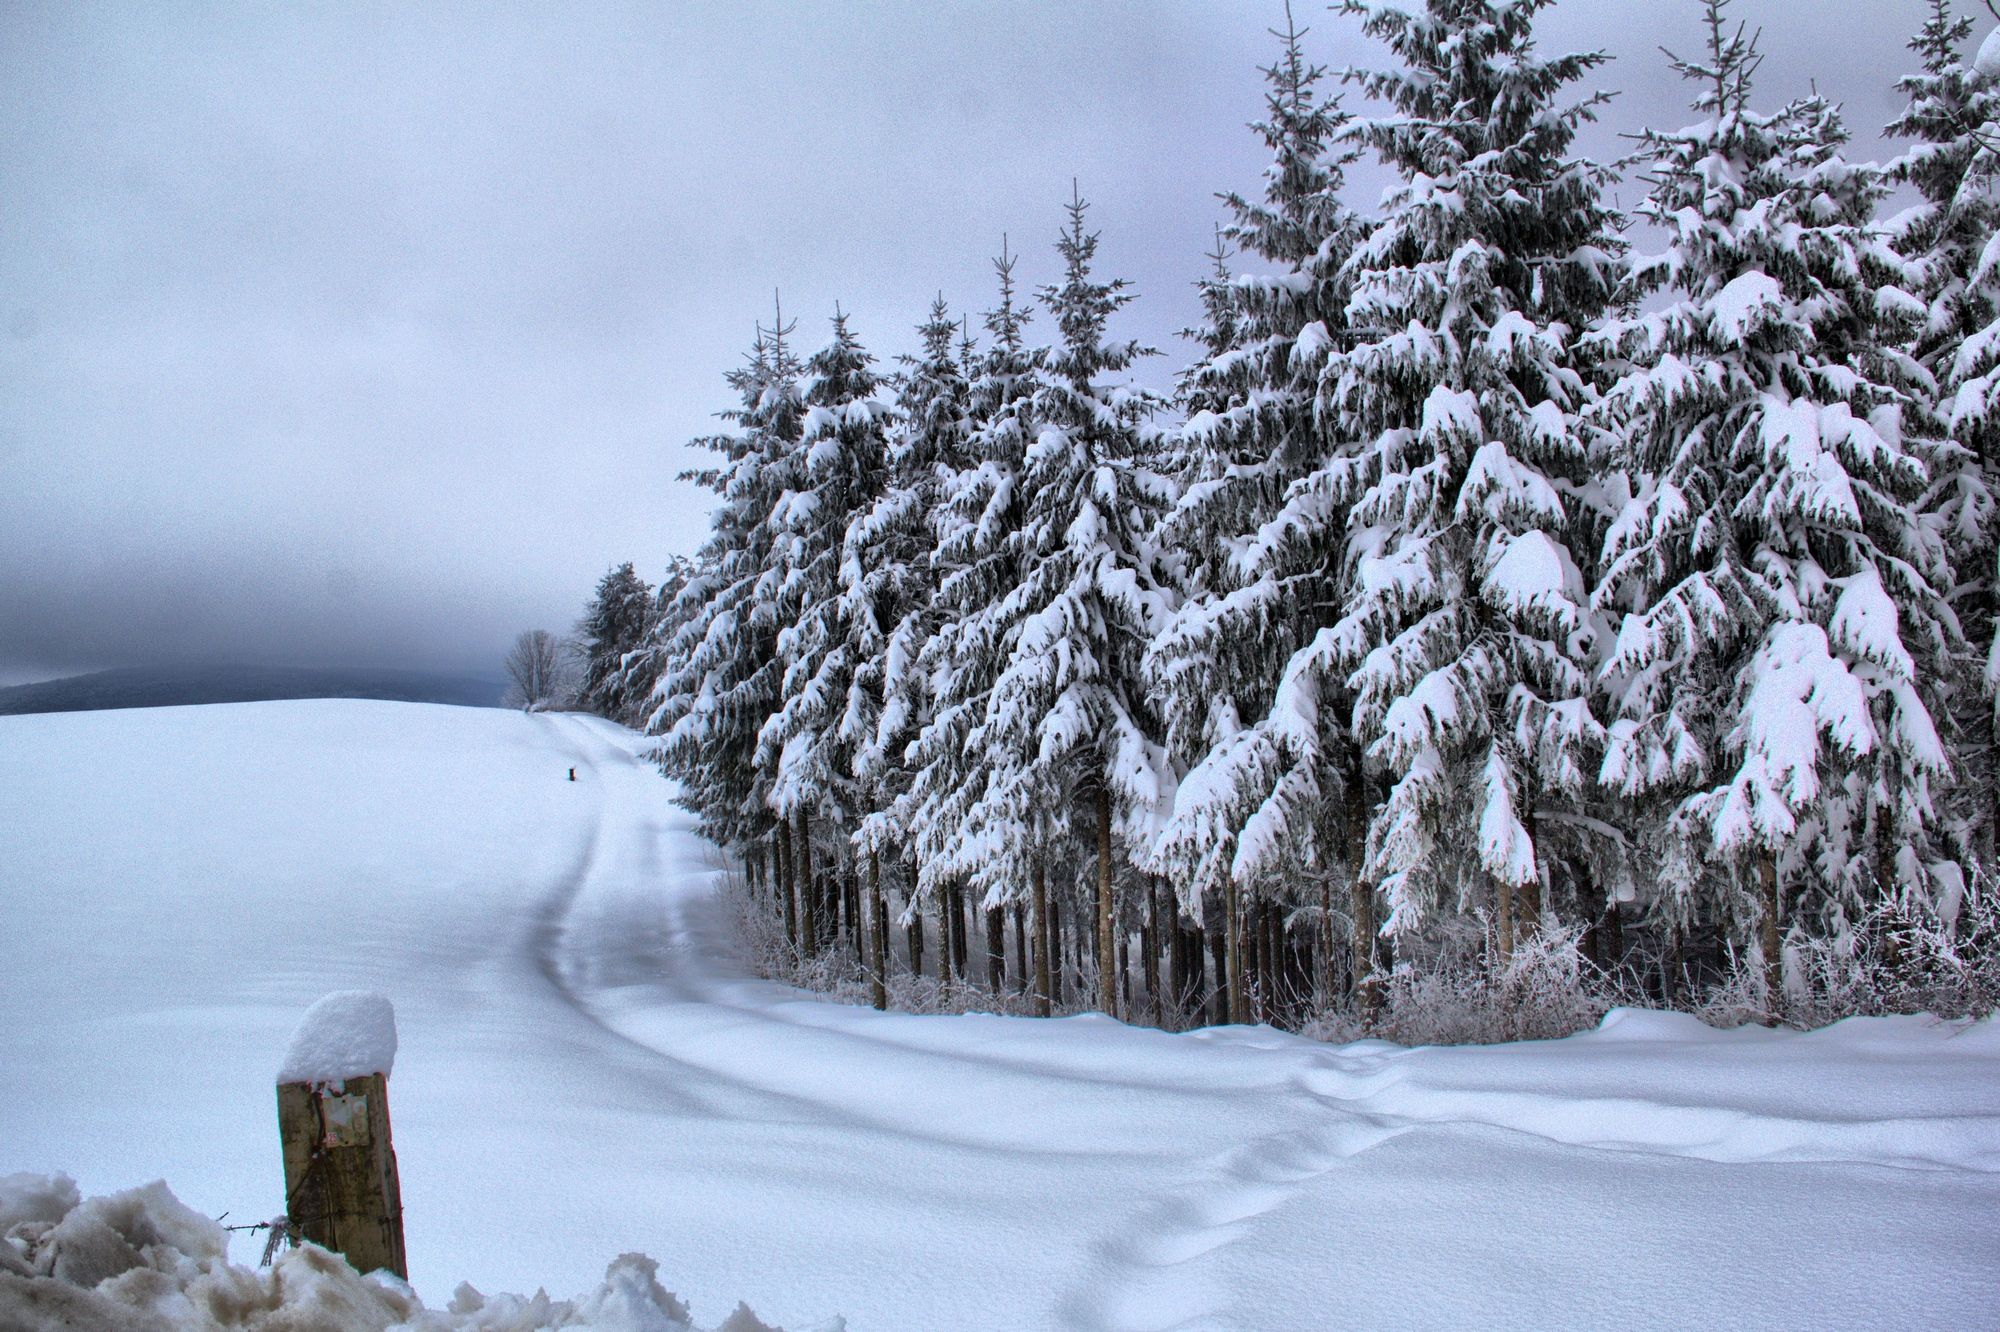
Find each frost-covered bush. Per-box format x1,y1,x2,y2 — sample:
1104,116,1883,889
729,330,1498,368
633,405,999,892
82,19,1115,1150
0,1172,827,1332
1694,874,2000,1029
1303,924,1631,1047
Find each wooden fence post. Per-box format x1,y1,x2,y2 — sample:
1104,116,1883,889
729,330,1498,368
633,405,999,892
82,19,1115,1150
276,991,407,1280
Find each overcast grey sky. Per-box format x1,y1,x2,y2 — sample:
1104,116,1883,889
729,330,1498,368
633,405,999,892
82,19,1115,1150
0,0,1980,685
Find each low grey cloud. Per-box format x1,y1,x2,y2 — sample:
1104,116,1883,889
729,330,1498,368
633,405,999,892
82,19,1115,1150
0,0,1971,684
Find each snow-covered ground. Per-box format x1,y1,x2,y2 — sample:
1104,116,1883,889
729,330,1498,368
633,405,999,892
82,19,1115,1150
2,700,1996,1330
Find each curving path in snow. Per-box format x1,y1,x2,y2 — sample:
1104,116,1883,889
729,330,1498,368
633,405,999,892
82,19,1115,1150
4,701,1998,1330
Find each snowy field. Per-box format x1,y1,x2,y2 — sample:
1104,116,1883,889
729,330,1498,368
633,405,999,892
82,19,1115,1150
2,700,1997,1330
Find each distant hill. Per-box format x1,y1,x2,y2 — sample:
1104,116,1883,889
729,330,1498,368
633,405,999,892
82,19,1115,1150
0,663,507,716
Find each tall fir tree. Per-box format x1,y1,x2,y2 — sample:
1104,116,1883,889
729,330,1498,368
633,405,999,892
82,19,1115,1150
575,561,655,724
847,299,976,988
986,188,1173,1015
756,311,893,853
906,246,1041,901
613,554,694,728
1886,0,2000,868
1145,4,1372,1016
653,312,804,850
1318,0,1624,956
1591,0,1961,1005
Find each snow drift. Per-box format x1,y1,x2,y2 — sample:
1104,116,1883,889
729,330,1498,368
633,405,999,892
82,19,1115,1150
0,1172,823,1332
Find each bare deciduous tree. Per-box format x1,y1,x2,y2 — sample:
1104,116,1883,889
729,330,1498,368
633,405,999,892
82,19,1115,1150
503,629,573,711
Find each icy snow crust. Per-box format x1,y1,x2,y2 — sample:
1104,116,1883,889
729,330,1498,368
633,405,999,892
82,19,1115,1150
278,990,398,1084
3,700,1997,1330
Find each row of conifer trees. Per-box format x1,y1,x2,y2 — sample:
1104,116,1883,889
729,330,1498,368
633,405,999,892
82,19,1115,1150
600,0,2000,1028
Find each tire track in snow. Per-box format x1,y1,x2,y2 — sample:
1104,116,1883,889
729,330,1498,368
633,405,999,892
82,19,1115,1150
509,715,808,1122
517,714,919,1132
529,716,1272,1163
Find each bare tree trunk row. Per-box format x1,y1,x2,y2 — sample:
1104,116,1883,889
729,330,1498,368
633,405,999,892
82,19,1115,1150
745,820,1373,1036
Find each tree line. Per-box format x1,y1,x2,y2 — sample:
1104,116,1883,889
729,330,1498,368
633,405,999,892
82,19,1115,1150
577,0,2000,1032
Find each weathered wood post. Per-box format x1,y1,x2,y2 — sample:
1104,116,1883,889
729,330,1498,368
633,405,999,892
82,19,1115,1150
276,991,407,1279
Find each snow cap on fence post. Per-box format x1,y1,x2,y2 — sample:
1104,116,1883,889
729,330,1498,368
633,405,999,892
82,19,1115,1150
276,990,407,1280
279,990,398,1085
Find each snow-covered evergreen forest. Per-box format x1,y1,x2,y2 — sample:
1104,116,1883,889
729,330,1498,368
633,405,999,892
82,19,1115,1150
576,0,2000,1038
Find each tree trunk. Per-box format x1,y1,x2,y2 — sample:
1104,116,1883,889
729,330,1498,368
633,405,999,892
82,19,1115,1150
1013,905,1028,995
906,858,924,980
867,851,887,1011
1268,902,1284,1020
1142,878,1161,1025
874,855,891,983
794,809,816,958
960,885,973,979
821,840,838,953
1264,902,1284,1025
1295,922,1312,1027
1052,903,1069,1005
940,885,955,980
1519,801,1543,942
1759,850,1782,1020
1224,875,1247,1024
1347,752,1380,1019
946,885,960,979
1096,785,1117,1018
954,885,970,980
1032,856,1052,1016
1497,871,1514,966
1074,899,1088,989
1208,924,1229,1026
834,849,849,953
1319,860,1335,1008
777,821,797,951
936,889,952,987
848,865,862,959
1246,897,1264,1022
986,904,1005,993
1168,913,1192,1023
831,849,845,941
1117,929,1130,1016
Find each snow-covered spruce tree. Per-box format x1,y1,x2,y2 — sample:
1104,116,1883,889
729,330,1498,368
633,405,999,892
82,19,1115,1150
755,310,893,959
1145,4,1371,1023
1590,1,1961,1011
575,561,654,723
1886,0,2000,869
652,314,804,864
1318,0,1623,967
843,297,975,1006
611,554,694,728
940,189,1173,1018
905,244,1050,1004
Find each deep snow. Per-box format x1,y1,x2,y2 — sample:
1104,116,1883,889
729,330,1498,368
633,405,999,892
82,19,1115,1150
2,700,1996,1330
